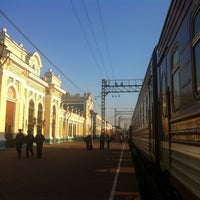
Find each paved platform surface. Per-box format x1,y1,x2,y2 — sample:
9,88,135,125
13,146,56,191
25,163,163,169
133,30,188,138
0,140,141,200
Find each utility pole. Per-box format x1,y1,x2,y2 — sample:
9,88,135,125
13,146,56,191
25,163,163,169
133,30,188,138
101,79,142,133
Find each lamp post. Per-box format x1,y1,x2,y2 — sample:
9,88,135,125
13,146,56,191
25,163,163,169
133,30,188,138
90,110,94,144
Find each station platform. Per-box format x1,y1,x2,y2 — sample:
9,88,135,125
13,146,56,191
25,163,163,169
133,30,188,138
0,140,141,200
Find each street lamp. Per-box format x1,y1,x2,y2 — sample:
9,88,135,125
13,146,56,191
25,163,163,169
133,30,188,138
90,110,94,143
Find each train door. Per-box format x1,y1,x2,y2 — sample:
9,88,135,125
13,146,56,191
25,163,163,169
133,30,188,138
160,58,170,171
148,78,154,157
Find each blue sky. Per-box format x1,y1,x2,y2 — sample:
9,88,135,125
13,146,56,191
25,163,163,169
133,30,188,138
0,0,171,126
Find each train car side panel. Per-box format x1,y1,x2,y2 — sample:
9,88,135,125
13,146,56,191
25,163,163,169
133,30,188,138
132,58,155,162
132,0,200,199
157,0,200,199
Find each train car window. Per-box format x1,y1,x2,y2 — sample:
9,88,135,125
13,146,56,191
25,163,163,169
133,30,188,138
171,46,181,110
192,8,200,94
194,9,200,36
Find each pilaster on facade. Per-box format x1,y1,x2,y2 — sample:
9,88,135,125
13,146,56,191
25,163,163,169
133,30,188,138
43,69,66,143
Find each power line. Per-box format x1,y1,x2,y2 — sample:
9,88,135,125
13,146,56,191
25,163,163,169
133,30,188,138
0,8,84,93
70,0,104,78
97,0,115,79
82,0,109,78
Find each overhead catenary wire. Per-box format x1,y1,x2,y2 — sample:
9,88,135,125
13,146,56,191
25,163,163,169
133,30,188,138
82,0,109,78
70,0,104,78
0,8,85,94
97,0,115,79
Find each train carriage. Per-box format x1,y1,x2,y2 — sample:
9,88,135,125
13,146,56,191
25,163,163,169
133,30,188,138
131,0,200,199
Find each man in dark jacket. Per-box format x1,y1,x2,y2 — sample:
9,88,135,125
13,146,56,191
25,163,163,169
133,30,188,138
100,133,105,150
15,129,25,158
34,130,45,158
85,135,92,150
25,130,34,158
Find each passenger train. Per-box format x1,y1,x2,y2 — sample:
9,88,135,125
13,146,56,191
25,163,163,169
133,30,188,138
131,0,200,199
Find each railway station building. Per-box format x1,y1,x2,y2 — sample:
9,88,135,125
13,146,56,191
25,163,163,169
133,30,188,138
0,28,99,149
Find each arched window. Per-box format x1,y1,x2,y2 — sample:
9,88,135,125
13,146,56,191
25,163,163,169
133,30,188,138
37,103,43,130
5,86,17,133
52,105,56,138
28,100,35,130
7,86,16,100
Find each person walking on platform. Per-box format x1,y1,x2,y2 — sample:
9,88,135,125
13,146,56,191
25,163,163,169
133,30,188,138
85,135,92,150
100,133,105,150
106,134,111,149
25,130,34,158
15,129,25,158
119,134,123,144
34,129,45,158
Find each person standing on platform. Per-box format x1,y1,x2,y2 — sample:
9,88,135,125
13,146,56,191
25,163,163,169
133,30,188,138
85,135,92,150
88,135,93,150
15,129,25,158
106,134,111,149
119,134,123,144
100,133,105,150
34,129,45,158
25,130,34,158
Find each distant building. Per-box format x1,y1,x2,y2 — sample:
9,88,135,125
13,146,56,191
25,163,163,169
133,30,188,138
62,92,94,138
